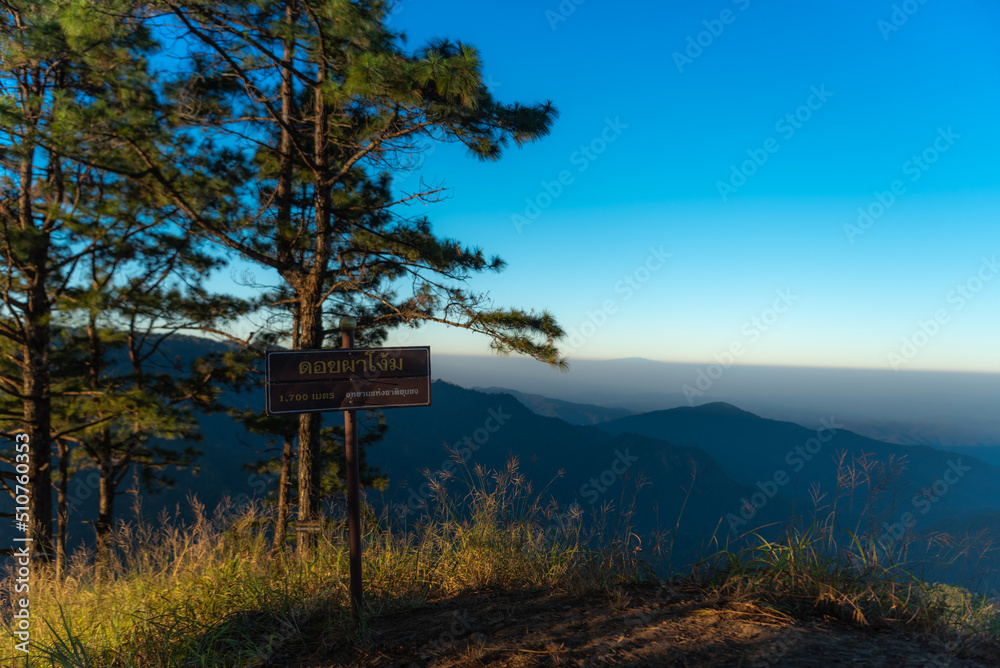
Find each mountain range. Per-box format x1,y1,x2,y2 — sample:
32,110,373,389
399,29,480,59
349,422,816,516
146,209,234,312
39,337,1000,593
372,382,1000,584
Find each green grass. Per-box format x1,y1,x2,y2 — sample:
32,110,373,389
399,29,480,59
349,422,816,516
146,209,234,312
3,453,999,666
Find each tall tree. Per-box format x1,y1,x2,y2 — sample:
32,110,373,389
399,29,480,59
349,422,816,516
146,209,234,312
0,0,246,560
0,0,160,558
140,0,565,542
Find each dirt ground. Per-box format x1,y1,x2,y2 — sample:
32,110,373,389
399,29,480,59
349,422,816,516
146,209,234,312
280,581,1000,667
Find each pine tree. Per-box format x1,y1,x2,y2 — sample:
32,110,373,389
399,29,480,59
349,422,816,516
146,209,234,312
0,0,161,558
0,0,247,561
137,0,565,543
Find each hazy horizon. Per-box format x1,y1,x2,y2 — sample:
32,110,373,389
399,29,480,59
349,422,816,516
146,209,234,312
426,353,1000,446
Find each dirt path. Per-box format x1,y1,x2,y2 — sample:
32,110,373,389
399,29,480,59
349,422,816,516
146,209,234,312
282,582,1000,667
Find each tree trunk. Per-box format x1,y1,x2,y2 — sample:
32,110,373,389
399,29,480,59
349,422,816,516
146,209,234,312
22,325,52,560
296,292,324,550
19,102,54,560
296,30,331,552
274,2,297,555
96,448,114,556
273,428,295,552
274,1,296,265
55,438,68,579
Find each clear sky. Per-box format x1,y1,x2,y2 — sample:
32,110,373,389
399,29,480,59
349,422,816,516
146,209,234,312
227,0,1000,373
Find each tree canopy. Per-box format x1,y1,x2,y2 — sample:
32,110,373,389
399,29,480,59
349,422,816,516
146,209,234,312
0,0,565,559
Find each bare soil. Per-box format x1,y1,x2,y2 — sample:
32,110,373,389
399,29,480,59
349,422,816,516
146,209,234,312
279,581,1000,667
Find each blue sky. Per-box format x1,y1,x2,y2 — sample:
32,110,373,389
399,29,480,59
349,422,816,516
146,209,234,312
364,0,1000,373
223,0,1000,373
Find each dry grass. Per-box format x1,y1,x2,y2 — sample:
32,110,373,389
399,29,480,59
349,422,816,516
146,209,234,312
0,456,649,667
2,452,999,666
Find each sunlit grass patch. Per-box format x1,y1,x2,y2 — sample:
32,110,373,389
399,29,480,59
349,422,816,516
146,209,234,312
1,456,649,667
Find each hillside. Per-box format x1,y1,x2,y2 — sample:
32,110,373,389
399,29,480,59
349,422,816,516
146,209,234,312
599,402,1000,517
8,374,1000,667
10,449,1000,668
373,381,795,567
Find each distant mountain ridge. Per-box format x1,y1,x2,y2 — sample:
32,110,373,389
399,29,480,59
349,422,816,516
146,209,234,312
472,386,634,425
597,402,1000,520
429,354,1000,440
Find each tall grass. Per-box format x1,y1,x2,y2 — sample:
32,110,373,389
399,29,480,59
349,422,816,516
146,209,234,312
3,451,999,667
695,451,1000,645
1,456,649,667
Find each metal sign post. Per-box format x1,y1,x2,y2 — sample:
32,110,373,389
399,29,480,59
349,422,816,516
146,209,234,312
263,317,431,627
340,317,364,623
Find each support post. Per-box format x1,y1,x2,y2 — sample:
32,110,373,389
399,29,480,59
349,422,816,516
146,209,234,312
340,316,363,625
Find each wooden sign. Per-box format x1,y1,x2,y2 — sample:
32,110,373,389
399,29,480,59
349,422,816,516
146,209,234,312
265,347,431,415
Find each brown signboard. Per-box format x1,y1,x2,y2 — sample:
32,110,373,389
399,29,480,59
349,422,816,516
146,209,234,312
265,347,431,414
